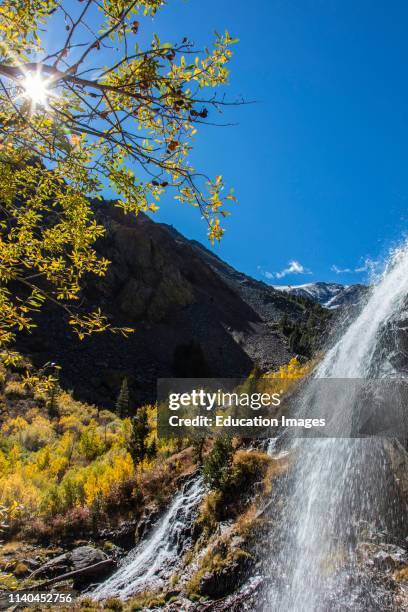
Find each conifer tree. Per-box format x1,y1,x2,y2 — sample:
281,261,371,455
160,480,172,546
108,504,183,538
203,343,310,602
128,406,149,464
203,436,233,492
116,378,129,418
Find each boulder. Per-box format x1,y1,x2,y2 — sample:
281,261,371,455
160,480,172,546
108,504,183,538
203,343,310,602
198,552,253,599
30,545,108,579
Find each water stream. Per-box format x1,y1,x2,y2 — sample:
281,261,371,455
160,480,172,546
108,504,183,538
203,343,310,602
93,476,204,600
93,244,408,608
266,243,408,611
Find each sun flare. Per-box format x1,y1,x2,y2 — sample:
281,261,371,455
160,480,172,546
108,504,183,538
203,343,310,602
21,71,52,108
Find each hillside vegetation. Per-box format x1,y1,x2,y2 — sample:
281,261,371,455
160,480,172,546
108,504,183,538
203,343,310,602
0,361,193,545
0,356,309,602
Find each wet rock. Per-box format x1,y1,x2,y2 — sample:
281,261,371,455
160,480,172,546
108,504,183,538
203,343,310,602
384,439,408,501
102,542,124,563
373,545,407,571
135,507,160,543
198,553,253,598
100,520,139,549
25,558,41,568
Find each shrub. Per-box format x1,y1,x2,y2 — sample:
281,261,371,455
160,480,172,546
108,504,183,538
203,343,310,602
1,415,55,451
234,505,266,543
78,423,105,460
4,380,27,398
0,366,6,389
65,506,92,533
0,572,19,591
25,505,93,541
186,540,251,597
226,450,271,496
394,566,408,582
56,392,98,422
20,416,56,451
203,436,233,492
13,562,29,577
0,471,40,513
195,490,224,536
197,450,272,537
0,371,191,540
137,462,174,508
83,451,134,506
129,591,166,611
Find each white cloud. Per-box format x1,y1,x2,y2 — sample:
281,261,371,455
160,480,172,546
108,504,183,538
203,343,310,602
275,260,312,279
258,260,312,280
331,265,352,274
331,258,379,275
355,258,379,273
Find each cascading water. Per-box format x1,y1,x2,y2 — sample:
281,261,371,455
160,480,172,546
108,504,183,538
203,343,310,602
91,245,408,609
266,244,408,611
93,476,204,600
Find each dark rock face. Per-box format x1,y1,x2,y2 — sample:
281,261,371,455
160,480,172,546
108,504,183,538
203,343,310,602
385,306,408,377
99,521,139,550
372,546,407,570
383,439,408,506
16,202,317,408
167,228,309,323
135,507,161,544
198,553,254,598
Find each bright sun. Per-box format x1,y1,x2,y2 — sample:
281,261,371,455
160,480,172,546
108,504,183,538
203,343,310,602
21,72,52,107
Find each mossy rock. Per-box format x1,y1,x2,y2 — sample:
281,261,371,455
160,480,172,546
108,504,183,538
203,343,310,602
187,544,253,599
197,549,253,598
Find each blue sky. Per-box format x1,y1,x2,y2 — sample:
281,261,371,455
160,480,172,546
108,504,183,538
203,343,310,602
60,1,408,285
142,0,408,283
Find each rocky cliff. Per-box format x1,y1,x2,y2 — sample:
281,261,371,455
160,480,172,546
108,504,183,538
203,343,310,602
16,202,328,408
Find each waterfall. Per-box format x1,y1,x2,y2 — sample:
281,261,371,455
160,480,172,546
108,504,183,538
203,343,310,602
266,243,408,611
93,476,204,600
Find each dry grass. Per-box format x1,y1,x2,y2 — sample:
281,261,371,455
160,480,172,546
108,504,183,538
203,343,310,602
395,566,408,582
4,380,27,398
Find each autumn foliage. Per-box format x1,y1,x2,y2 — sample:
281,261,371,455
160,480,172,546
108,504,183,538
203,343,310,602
0,0,238,359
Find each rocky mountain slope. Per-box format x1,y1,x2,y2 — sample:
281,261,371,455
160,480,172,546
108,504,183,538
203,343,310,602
273,281,368,309
163,227,308,322
15,202,329,408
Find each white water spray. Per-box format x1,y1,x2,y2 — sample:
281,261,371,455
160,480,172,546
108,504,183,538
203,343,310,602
267,243,408,611
93,476,204,600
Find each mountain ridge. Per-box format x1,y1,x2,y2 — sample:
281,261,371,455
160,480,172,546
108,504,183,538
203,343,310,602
15,204,329,408
273,281,369,309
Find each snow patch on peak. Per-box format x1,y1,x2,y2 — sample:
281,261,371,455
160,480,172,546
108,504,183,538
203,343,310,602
272,282,365,309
